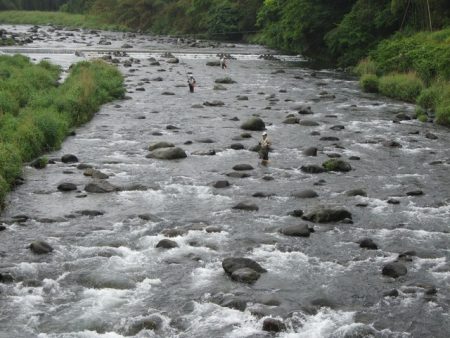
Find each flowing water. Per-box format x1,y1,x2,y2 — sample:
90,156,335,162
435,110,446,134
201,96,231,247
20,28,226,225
0,25,449,338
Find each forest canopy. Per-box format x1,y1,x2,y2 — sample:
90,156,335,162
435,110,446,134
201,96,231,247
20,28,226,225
1,0,449,66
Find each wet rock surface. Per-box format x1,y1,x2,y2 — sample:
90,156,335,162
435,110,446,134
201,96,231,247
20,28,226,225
0,25,449,338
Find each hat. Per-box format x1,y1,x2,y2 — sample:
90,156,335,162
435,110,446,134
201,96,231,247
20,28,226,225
262,131,267,136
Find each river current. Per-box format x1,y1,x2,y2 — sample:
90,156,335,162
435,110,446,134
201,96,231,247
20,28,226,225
0,25,449,338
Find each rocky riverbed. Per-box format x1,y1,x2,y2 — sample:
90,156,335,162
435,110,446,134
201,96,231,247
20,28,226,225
0,25,449,338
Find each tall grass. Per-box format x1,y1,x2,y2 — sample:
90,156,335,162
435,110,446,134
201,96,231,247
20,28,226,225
378,72,424,103
0,11,127,31
0,55,124,209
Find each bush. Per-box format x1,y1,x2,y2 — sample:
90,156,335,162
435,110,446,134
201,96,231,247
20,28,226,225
0,175,8,207
436,99,450,126
360,74,379,93
378,72,424,102
417,114,428,123
354,58,378,76
0,142,22,184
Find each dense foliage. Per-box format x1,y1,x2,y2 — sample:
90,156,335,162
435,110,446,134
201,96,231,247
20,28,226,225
0,55,124,207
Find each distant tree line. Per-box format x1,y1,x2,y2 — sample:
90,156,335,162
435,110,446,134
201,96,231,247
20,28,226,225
1,0,449,66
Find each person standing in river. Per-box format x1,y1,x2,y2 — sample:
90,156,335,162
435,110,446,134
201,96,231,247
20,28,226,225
188,75,196,93
259,131,271,165
220,56,227,69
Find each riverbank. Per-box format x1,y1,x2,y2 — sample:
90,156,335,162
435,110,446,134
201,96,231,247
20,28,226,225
356,28,450,126
0,10,126,31
0,54,124,209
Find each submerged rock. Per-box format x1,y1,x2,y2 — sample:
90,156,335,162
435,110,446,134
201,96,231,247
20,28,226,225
301,164,326,173
303,147,318,156
359,238,378,250
213,180,230,188
233,164,254,171
302,208,352,223
29,240,53,254
146,147,187,160
57,183,77,192
232,202,259,211
124,315,163,336
148,142,175,151
61,154,78,163
215,77,236,84
382,262,407,278
322,159,352,172
85,181,118,193
292,190,318,198
156,239,178,249
241,117,265,131
280,224,311,237
262,318,286,332
231,268,261,284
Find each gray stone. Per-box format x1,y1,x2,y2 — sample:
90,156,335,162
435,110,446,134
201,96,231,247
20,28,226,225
241,117,265,131
293,190,318,198
231,268,261,284
85,181,118,193
382,262,407,278
29,240,53,254
213,180,230,188
346,189,367,197
148,142,175,151
146,147,187,160
222,257,267,275
61,154,78,163
359,238,378,250
263,318,286,332
156,239,178,249
57,183,77,192
299,120,319,126
302,208,352,223
303,147,318,156
280,224,310,237
301,165,326,173
232,202,259,211
233,164,254,171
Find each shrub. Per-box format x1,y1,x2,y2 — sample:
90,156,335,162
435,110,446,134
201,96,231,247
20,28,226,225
378,72,424,102
0,175,8,207
354,58,378,76
436,99,450,126
417,85,441,110
0,142,22,184
417,114,428,123
360,74,379,93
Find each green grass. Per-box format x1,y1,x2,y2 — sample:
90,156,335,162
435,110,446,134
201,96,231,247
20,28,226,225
0,11,127,31
378,72,424,103
0,55,124,209
359,73,379,93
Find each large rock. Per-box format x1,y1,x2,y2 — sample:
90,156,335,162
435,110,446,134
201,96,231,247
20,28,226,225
283,117,300,124
299,120,319,126
29,240,53,254
359,238,378,250
85,181,118,193
204,100,225,107
148,142,175,151
215,77,236,84
230,268,261,284
61,154,78,163
303,147,318,156
322,159,352,172
233,164,254,171
232,202,259,211
301,164,326,174
280,224,311,237
241,117,265,131
346,189,367,197
263,318,286,332
302,208,352,223
292,190,318,198
83,169,109,179
213,180,230,188
222,257,267,275
382,262,407,278
57,183,77,192
146,147,187,160
206,60,221,67
156,239,178,249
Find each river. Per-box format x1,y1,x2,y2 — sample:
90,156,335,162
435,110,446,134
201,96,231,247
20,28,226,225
0,25,449,338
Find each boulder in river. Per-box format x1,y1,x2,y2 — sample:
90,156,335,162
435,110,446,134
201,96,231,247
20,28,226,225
233,164,254,171
263,318,286,332
299,120,319,126
30,157,48,169
222,257,267,276
85,181,118,193
359,238,378,250
146,147,187,160
0,272,14,284
204,100,225,107
283,117,300,124
382,140,402,148
57,183,77,192
300,164,326,174
232,202,259,211
61,154,78,163
382,262,407,278
346,189,367,197
215,77,236,84
241,117,265,131
29,240,53,254
206,60,221,67
280,224,311,237
213,180,230,188
322,159,352,172
231,268,261,284
303,147,318,156
230,143,245,150
148,142,175,151
302,207,352,223
156,239,178,249
124,315,163,336
292,190,318,198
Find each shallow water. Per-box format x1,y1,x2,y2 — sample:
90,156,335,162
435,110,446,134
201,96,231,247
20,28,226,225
0,25,449,338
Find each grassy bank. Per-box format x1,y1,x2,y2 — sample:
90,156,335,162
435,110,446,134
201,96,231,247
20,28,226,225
0,54,124,208
0,10,127,31
356,28,450,126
